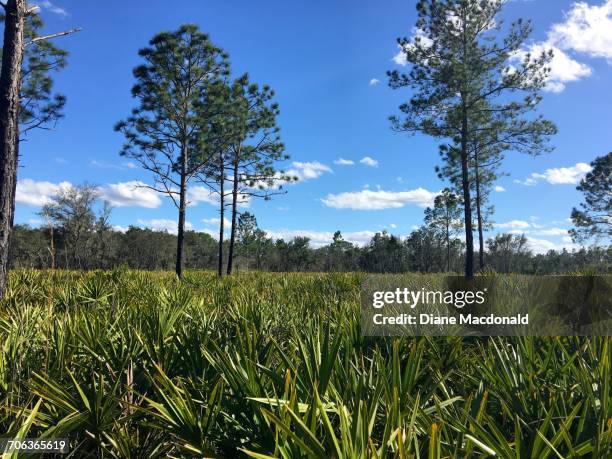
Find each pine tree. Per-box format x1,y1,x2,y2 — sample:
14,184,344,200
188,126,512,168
194,74,291,276
424,188,463,271
570,152,611,243
388,0,555,278
115,25,229,278
0,1,78,297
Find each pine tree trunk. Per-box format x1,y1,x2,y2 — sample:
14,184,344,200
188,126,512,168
217,157,225,277
446,219,450,272
175,146,187,278
0,0,27,299
226,157,239,275
460,107,474,279
474,148,485,270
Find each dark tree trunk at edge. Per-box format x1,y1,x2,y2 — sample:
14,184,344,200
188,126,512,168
217,157,225,277
0,0,26,299
445,218,450,272
460,106,474,279
474,148,485,270
175,146,187,278
226,157,239,275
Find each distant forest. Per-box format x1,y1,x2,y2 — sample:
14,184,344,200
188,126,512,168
10,188,611,274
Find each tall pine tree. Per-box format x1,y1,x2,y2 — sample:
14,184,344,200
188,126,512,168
389,0,555,278
115,25,229,278
0,1,78,297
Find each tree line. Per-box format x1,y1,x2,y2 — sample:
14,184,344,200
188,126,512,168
8,182,611,274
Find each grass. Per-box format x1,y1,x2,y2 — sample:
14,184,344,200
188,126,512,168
0,269,610,457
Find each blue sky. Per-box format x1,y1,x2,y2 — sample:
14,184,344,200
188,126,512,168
12,0,612,253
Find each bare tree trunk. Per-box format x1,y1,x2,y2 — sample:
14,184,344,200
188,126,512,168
47,221,55,269
175,147,187,278
226,156,239,275
474,148,485,270
460,106,474,279
0,0,27,298
217,156,225,278
446,218,450,272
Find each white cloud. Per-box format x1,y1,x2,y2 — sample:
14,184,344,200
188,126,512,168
513,42,592,93
202,217,231,227
16,179,72,206
510,1,612,92
100,181,163,208
526,237,579,254
532,227,570,237
496,220,531,230
136,218,194,234
90,160,138,171
389,223,397,229
494,185,506,192
288,161,332,181
17,179,163,209
34,1,69,17
188,185,250,208
548,0,612,62
334,158,355,166
264,229,377,248
188,186,219,206
112,225,129,233
54,157,68,165
515,162,592,186
322,187,437,210
393,27,433,66
369,78,380,86
359,156,379,167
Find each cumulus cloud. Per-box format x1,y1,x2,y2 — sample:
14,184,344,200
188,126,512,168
288,161,332,181
515,162,592,186
511,0,612,92
90,160,139,171
392,27,433,66
494,185,506,192
334,158,355,166
16,179,72,206
359,156,379,167
512,42,592,93
202,217,231,227
264,229,377,248
17,179,163,209
188,186,218,206
526,236,579,254
496,220,531,230
100,181,163,208
369,78,380,86
322,187,437,210
33,0,69,17
136,218,194,234
548,0,612,62
532,227,570,237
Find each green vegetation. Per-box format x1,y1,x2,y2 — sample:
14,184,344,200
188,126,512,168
1,269,610,457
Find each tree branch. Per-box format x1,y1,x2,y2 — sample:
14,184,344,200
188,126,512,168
26,28,83,47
